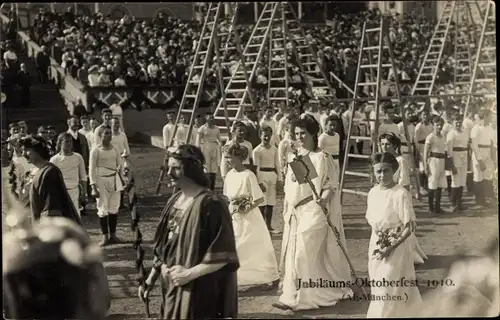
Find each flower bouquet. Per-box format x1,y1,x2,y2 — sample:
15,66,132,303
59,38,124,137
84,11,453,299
230,195,253,216
372,227,400,257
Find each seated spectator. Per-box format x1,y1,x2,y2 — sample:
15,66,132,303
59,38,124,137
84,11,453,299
87,65,99,87
114,74,126,87
3,44,18,70
97,67,111,87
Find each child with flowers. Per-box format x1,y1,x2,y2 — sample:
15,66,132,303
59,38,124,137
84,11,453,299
223,142,279,288
365,152,422,317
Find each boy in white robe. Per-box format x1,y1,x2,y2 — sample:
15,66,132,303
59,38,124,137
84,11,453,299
253,126,281,234
423,115,448,214
196,113,221,190
446,113,469,212
319,115,341,181
50,133,87,217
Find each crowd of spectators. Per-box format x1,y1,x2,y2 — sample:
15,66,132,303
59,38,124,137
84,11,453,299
1,11,32,110
25,6,493,109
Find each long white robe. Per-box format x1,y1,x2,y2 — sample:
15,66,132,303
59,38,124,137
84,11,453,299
223,169,279,286
279,149,353,310
366,185,422,317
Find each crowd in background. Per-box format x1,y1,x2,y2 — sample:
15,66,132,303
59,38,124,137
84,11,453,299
28,7,468,89
2,5,494,113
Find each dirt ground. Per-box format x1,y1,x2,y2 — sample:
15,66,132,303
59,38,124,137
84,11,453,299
81,144,498,319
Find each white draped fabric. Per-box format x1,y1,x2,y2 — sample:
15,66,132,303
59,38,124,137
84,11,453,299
366,185,422,317
224,169,279,286
279,149,353,310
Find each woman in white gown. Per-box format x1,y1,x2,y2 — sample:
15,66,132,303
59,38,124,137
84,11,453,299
366,152,422,317
274,115,353,311
379,133,428,265
223,142,279,288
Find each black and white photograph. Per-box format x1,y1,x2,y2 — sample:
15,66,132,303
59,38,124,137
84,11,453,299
1,1,498,318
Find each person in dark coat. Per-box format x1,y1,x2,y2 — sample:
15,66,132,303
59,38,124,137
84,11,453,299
35,45,51,84
17,63,31,108
138,144,239,319
18,135,82,224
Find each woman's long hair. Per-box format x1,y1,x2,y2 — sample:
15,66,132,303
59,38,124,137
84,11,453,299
379,133,402,156
168,144,210,188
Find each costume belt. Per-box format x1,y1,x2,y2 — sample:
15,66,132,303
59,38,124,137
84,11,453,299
294,195,314,209
452,147,468,152
430,152,446,159
478,144,491,149
259,167,276,172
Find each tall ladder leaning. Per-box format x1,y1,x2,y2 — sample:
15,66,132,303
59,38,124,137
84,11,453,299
453,1,475,92
266,2,291,108
411,1,457,110
339,17,416,200
155,3,227,195
213,2,278,140
282,2,355,102
463,0,496,117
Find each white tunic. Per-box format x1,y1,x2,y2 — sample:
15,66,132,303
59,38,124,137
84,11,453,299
318,132,340,156
446,129,469,168
50,153,87,189
162,123,175,148
197,125,221,173
111,132,131,157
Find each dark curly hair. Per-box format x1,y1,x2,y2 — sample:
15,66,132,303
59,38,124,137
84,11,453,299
18,135,51,161
371,152,399,172
295,114,320,149
167,144,210,188
378,133,402,155
225,141,249,160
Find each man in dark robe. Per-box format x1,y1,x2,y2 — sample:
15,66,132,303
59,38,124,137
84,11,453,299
18,135,81,224
138,144,239,319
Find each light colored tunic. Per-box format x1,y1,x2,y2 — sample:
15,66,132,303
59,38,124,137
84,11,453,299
415,122,433,172
470,122,495,181
89,147,124,217
425,133,447,189
111,132,131,157
162,123,175,149
50,152,87,212
446,128,470,187
253,144,281,206
197,124,221,173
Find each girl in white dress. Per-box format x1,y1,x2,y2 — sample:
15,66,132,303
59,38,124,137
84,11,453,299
366,152,422,317
274,115,353,312
379,133,428,265
223,142,279,288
